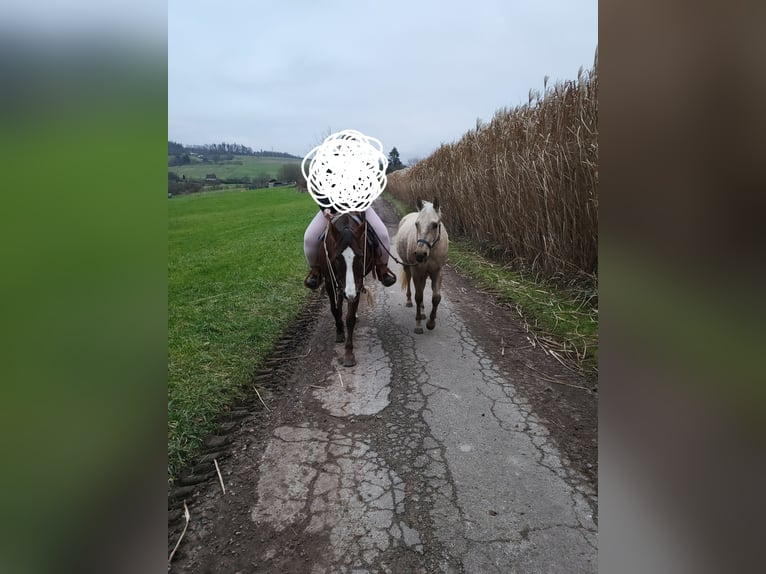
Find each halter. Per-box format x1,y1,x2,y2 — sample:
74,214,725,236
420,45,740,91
416,222,442,250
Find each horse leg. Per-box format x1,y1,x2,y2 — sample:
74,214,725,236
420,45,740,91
329,289,345,343
413,273,427,334
342,297,359,366
426,270,442,330
404,267,413,307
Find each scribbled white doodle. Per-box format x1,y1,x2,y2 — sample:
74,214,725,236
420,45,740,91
301,129,389,213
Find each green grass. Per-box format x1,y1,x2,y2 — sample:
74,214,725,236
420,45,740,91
601,244,763,415
447,244,598,376
384,192,598,380
168,185,317,478
168,155,301,181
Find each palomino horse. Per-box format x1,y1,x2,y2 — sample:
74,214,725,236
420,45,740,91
395,198,449,334
317,213,376,367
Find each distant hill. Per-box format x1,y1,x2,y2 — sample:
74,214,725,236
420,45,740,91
168,140,300,160
168,141,306,195
169,155,300,182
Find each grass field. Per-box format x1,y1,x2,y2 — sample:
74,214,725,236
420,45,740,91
168,155,302,181
168,185,317,478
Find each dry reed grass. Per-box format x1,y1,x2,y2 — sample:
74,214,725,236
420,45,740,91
388,51,598,285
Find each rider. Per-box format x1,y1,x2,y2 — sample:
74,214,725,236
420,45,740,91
303,197,397,290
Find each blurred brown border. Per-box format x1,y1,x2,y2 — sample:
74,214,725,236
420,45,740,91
600,1,766,572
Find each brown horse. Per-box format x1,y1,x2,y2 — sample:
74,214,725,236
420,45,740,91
395,198,449,334
317,213,376,366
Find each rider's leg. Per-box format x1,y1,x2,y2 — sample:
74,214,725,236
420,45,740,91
365,207,396,287
303,211,326,289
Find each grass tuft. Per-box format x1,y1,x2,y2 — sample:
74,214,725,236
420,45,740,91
447,242,598,380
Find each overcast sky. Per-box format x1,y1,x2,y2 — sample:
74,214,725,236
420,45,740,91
169,0,597,162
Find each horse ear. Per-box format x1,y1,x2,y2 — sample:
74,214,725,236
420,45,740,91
433,197,439,211
416,197,423,211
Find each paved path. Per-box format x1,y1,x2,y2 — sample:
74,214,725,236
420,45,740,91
170,203,597,573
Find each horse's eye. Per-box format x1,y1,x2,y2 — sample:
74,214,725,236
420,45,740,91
431,222,438,229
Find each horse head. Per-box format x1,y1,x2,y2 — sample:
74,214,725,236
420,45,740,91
413,197,442,263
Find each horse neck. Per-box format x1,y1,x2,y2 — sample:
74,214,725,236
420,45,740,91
331,215,354,251
329,216,371,268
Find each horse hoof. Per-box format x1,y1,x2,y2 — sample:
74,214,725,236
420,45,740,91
342,356,356,367
426,321,435,330
405,301,413,308
414,326,424,334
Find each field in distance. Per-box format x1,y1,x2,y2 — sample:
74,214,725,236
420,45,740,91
169,155,302,181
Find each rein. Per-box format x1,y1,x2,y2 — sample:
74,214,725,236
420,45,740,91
363,222,368,290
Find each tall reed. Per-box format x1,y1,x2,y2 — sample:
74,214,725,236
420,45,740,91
388,52,598,285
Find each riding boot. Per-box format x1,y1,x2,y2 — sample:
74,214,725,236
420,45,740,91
304,266,321,290
376,263,396,287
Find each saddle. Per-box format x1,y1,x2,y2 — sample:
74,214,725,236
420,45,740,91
312,211,395,287
318,213,379,251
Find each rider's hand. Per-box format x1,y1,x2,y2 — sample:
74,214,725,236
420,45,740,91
323,209,333,220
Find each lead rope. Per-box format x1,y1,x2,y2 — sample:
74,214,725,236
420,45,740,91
363,221,367,285
363,221,374,306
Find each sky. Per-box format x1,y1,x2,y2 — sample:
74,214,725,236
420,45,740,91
169,0,597,162
4,0,166,40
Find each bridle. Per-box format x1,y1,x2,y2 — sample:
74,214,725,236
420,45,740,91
416,222,442,250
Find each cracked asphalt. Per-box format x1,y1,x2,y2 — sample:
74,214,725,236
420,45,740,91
168,199,597,573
